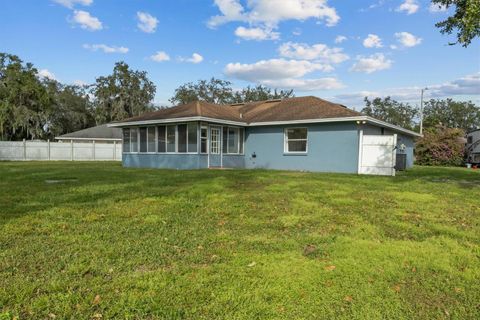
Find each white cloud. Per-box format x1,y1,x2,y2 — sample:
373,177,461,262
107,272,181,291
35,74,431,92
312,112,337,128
278,42,349,65
394,32,422,47
333,73,480,108
150,51,170,62
234,26,280,41
350,53,392,73
292,28,302,36
428,3,447,13
208,0,340,34
38,69,57,81
137,11,158,33
334,35,347,44
260,77,344,91
72,10,102,31
225,59,332,82
363,34,383,48
359,0,386,12
83,44,129,53
52,0,92,9
179,53,204,64
396,0,419,15
224,58,341,90
430,73,480,96
73,80,88,86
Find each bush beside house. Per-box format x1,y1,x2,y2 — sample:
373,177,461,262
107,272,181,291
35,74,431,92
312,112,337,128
415,125,466,166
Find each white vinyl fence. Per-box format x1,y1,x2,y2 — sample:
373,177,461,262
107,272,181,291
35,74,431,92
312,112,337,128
0,140,122,161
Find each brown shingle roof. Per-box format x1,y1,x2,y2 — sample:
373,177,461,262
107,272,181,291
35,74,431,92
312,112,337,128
116,96,362,124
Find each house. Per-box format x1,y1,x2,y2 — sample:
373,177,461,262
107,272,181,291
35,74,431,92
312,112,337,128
108,96,421,176
466,129,480,164
56,124,122,144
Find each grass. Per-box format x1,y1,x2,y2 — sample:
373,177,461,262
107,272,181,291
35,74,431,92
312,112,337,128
0,162,479,319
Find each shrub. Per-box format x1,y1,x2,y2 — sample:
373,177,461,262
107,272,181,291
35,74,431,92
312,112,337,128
415,125,465,166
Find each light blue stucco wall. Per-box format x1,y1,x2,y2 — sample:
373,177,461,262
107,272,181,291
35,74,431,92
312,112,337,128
244,122,360,173
123,153,209,169
397,134,415,168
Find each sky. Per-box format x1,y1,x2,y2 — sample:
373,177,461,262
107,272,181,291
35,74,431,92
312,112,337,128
1,0,479,109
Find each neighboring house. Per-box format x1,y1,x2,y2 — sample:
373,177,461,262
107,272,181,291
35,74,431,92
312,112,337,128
108,96,421,176
466,129,480,164
56,124,122,144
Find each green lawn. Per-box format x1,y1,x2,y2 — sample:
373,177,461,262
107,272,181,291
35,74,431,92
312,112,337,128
0,162,479,319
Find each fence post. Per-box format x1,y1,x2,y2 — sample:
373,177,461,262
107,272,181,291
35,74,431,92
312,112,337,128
113,141,116,160
47,139,51,160
23,139,26,161
93,140,96,160
70,140,73,161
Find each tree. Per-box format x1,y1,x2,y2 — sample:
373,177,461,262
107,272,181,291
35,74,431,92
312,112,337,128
169,78,295,105
431,0,480,47
361,97,418,130
169,78,235,105
92,62,156,124
232,85,294,103
43,79,95,139
0,53,52,140
423,98,480,132
415,125,465,166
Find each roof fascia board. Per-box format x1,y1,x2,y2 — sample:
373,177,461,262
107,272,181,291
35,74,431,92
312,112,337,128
365,117,422,137
108,116,247,127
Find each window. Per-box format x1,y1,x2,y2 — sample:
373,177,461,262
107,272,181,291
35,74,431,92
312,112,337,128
123,128,130,153
158,125,166,152
239,128,244,154
139,127,147,152
147,127,156,152
467,136,473,144
201,126,208,153
130,128,138,152
166,125,176,152
178,124,187,153
228,127,239,153
188,123,198,153
285,128,307,153
211,127,220,154
222,127,228,153
221,126,244,154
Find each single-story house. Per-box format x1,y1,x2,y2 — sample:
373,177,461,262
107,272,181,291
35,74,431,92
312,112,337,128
56,124,122,144
108,96,421,175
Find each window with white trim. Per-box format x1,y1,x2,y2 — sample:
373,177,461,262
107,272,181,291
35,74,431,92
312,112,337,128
188,123,198,153
284,128,307,153
139,127,147,152
221,126,244,154
130,128,138,152
166,125,176,152
123,128,130,153
200,126,208,153
178,124,187,153
147,127,155,152
158,125,166,152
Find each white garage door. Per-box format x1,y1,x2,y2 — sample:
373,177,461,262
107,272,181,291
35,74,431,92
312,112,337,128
358,133,397,176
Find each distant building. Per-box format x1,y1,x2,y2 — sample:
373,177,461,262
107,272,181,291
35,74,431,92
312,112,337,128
466,129,480,164
56,124,122,144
